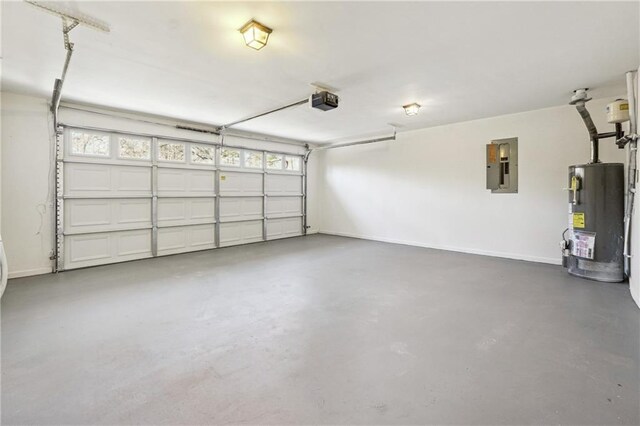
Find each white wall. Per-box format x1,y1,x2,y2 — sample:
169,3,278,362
319,97,627,265
1,93,54,278
1,92,319,278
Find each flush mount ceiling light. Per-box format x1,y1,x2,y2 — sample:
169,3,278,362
239,19,272,50
403,103,421,116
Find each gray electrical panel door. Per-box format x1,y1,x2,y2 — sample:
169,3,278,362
486,144,501,190
486,137,518,193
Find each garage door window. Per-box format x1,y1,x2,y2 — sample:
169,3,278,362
118,137,151,160
191,145,215,164
159,142,185,162
244,151,263,169
284,156,301,172
71,131,110,157
220,148,240,167
266,154,283,170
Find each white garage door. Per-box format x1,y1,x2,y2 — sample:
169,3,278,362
57,126,306,271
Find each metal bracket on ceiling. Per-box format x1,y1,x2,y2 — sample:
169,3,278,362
62,18,79,51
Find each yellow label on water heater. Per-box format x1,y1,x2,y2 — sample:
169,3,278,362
571,176,579,191
573,212,585,228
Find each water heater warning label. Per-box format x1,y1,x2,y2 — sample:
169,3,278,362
571,231,596,260
572,213,585,228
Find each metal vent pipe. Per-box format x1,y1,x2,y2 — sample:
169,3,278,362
575,103,600,163
570,89,600,163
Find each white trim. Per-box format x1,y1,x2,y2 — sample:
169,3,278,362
8,267,53,279
318,230,561,265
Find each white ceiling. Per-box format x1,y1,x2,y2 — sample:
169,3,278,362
2,1,639,144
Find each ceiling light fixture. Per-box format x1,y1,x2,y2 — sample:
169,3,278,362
239,19,272,50
403,103,421,116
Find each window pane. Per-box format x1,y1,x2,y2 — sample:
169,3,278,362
284,156,301,171
220,148,240,166
244,151,263,168
191,145,215,164
158,142,185,162
118,137,150,159
266,153,283,169
71,131,110,156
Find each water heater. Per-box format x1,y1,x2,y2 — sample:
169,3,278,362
562,88,629,282
566,163,625,282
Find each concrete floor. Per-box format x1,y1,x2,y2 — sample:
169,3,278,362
1,234,638,425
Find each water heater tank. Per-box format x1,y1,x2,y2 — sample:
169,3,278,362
567,163,624,282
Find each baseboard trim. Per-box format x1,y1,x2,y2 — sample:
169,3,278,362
8,267,53,279
318,230,561,265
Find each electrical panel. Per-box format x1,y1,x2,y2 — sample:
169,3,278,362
311,91,339,111
486,137,518,193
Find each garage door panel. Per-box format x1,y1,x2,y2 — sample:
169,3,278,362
191,198,216,220
219,197,263,221
266,197,302,218
65,199,152,233
157,169,185,192
118,169,153,192
66,199,111,228
157,198,185,222
119,231,152,256
190,225,215,247
157,224,216,255
67,234,110,263
65,163,151,197
267,217,302,240
266,174,302,195
158,227,186,251
117,200,152,224
66,165,111,192
64,229,152,269
219,172,263,196
190,172,216,193
220,220,263,246
157,198,216,227
157,169,215,196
